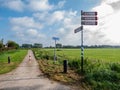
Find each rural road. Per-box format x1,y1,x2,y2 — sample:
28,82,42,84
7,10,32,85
0,50,71,90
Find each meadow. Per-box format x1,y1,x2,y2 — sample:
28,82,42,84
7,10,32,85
0,49,27,74
45,48,120,62
33,48,120,90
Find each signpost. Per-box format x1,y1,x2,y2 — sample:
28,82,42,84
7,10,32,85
74,10,98,73
74,26,83,33
81,21,97,25
81,17,98,20
52,37,59,62
81,11,97,16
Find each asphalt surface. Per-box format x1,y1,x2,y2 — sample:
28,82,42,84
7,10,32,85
0,50,71,90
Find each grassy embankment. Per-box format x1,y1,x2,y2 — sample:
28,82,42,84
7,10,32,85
33,48,120,90
0,49,27,74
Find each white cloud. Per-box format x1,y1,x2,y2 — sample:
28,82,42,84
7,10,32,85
102,0,120,4
0,0,53,12
12,28,46,45
51,1,120,46
9,16,46,44
10,16,43,29
0,0,67,12
5,0,120,46
50,11,65,23
33,12,48,21
90,0,120,45
53,10,81,45
28,0,53,11
27,29,38,36
58,28,66,34
31,10,80,46
92,3,114,18
57,0,66,9
33,10,65,25
1,0,24,12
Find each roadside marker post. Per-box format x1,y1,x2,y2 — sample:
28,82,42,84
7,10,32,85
63,60,68,73
74,10,98,73
52,37,59,62
8,56,10,64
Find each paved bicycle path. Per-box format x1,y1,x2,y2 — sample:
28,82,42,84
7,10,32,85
0,50,71,90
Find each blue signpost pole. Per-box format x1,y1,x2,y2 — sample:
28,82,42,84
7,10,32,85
52,37,59,62
54,39,56,62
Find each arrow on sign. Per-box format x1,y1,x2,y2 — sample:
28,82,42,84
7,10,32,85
74,26,83,33
81,17,98,20
81,21,97,25
81,12,97,16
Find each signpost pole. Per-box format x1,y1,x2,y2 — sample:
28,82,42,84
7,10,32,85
52,37,59,62
81,10,84,73
81,26,84,73
54,39,56,62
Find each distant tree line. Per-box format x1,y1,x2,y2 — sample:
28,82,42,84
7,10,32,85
45,43,120,48
1,38,120,50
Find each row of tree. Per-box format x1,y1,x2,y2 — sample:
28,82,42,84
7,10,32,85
0,39,19,51
1,38,120,50
46,44,120,48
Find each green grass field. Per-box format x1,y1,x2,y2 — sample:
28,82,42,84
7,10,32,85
0,49,27,74
33,48,120,90
45,48,120,62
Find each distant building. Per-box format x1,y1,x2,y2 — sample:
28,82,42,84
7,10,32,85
56,43,62,48
33,43,43,48
22,44,32,48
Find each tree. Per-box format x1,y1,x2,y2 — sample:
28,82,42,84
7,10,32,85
0,42,3,48
0,39,3,49
7,40,19,49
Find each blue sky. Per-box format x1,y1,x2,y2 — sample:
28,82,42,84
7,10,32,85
0,0,120,46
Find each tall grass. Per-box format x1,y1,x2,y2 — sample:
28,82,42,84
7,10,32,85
83,59,120,90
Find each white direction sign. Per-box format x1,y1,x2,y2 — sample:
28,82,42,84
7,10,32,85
81,11,98,26
81,17,98,20
74,26,83,33
81,12,97,16
81,21,97,25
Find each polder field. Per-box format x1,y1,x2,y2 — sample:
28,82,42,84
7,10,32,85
33,48,120,90
0,49,27,74
56,48,120,62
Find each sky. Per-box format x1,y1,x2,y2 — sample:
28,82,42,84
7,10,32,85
0,0,120,47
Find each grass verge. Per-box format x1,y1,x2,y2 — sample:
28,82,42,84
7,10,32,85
0,49,27,74
33,48,120,90
33,49,90,90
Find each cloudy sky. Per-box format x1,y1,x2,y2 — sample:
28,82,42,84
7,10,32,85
0,0,120,46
